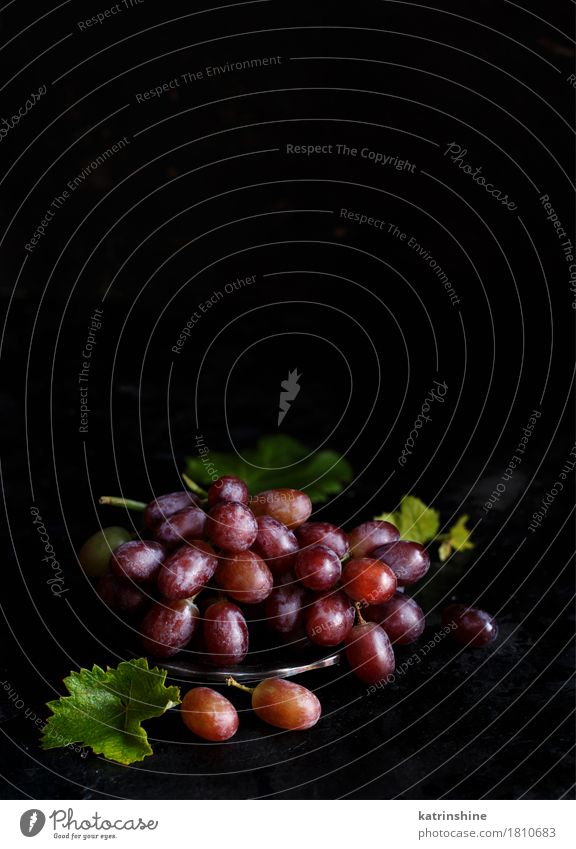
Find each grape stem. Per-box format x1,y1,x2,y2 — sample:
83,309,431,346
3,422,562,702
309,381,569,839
182,473,208,499
355,601,367,626
98,496,146,511
226,676,254,694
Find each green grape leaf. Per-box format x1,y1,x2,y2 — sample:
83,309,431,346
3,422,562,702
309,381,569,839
186,434,353,503
437,514,475,562
41,658,180,765
374,494,441,544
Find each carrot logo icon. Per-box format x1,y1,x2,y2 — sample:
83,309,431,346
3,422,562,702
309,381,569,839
20,809,45,836
278,369,301,425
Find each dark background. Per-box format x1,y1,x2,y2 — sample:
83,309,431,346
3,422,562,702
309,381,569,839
0,0,574,799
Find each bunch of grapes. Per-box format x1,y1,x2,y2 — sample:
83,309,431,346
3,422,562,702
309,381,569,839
80,475,497,739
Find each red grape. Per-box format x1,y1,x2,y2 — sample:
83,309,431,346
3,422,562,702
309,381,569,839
157,541,217,600
373,541,430,586
144,491,199,529
203,601,249,665
364,592,425,644
306,590,355,646
295,522,348,558
153,505,207,549
348,520,400,558
141,598,199,657
294,544,342,591
345,622,395,684
342,557,397,605
96,573,150,617
250,488,312,529
264,582,308,634
207,476,249,507
215,550,273,604
251,677,321,730
442,604,498,647
181,687,239,741
206,501,258,553
110,540,164,583
252,515,299,574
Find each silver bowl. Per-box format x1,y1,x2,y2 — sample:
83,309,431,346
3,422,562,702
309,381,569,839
157,652,341,683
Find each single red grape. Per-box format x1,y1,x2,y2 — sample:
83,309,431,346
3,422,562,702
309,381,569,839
348,520,400,558
154,505,207,549
203,601,249,665
140,598,199,657
294,544,342,591
373,540,430,586
295,522,349,558
251,677,321,730
252,515,299,574
215,550,273,604
157,541,217,600
144,491,199,529
345,622,396,684
110,540,165,584
250,488,312,529
181,687,239,741
96,573,150,617
364,592,425,644
306,590,355,646
442,604,498,647
206,501,258,552
264,581,308,634
207,476,249,507
342,557,397,604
